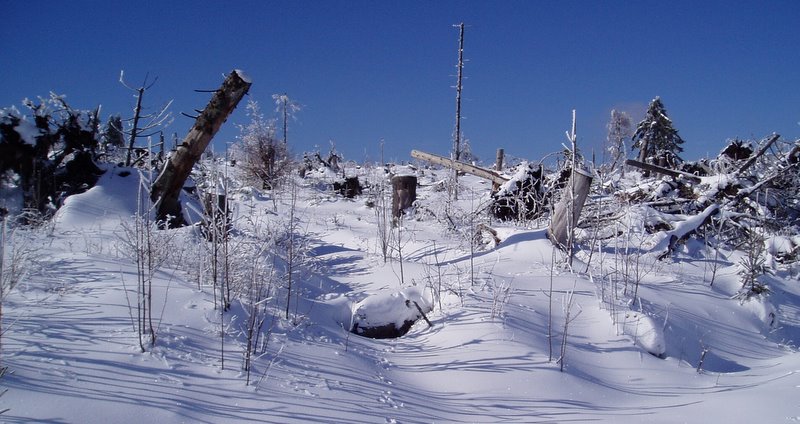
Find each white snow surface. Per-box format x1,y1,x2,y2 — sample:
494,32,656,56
2,163,799,423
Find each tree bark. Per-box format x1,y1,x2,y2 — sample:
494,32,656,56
547,168,593,248
151,70,251,226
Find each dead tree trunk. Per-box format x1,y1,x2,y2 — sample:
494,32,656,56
451,22,466,200
151,70,251,227
547,168,593,248
493,148,505,191
391,175,417,221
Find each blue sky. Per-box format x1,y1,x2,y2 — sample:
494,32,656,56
3,1,798,166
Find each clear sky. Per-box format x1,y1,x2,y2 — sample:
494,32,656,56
3,1,798,166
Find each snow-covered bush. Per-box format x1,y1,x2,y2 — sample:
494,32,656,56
234,100,293,191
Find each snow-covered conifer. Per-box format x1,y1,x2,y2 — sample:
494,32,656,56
631,97,685,168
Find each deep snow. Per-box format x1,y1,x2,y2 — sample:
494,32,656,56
1,163,798,423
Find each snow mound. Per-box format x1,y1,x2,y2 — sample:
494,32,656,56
739,296,779,330
621,311,666,357
351,287,432,338
53,166,141,231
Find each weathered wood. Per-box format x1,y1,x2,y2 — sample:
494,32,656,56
547,168,593,248
391,175,417,220
625,159,702,183
411,149,507,186
151,70,251,226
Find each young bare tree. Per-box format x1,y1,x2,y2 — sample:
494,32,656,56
118,71,173,167
271,93,301,146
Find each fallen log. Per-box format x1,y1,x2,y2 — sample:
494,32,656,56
411,149,508,186
625,159,701,183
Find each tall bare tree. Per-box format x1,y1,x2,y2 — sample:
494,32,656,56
118,72,173,167
451,22,466,200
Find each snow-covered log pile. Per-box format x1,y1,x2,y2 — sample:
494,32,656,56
590,134,800,260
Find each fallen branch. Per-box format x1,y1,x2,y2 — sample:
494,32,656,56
412,301,433,328
625,159,701,183
653,203,720,259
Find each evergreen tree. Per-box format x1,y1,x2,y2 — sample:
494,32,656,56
631,97,685,168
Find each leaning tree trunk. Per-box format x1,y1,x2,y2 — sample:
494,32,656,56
547,168,593,249
151,70,251,227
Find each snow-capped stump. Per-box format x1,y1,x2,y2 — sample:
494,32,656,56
351,288,432,339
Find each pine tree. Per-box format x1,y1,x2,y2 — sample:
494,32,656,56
631,97,685,168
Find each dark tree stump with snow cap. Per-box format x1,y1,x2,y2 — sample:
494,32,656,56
391,175,417,221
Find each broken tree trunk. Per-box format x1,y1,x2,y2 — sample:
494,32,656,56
411,149,507,186
151,70,251,226
625,159,702,183
493,148,505,191
547,168,593,248
391,175,417,221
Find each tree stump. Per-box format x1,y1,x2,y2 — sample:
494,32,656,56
547,168,593,248
391,175,417,221
334,176,362,198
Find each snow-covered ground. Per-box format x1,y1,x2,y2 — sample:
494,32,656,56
1,162,798,423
